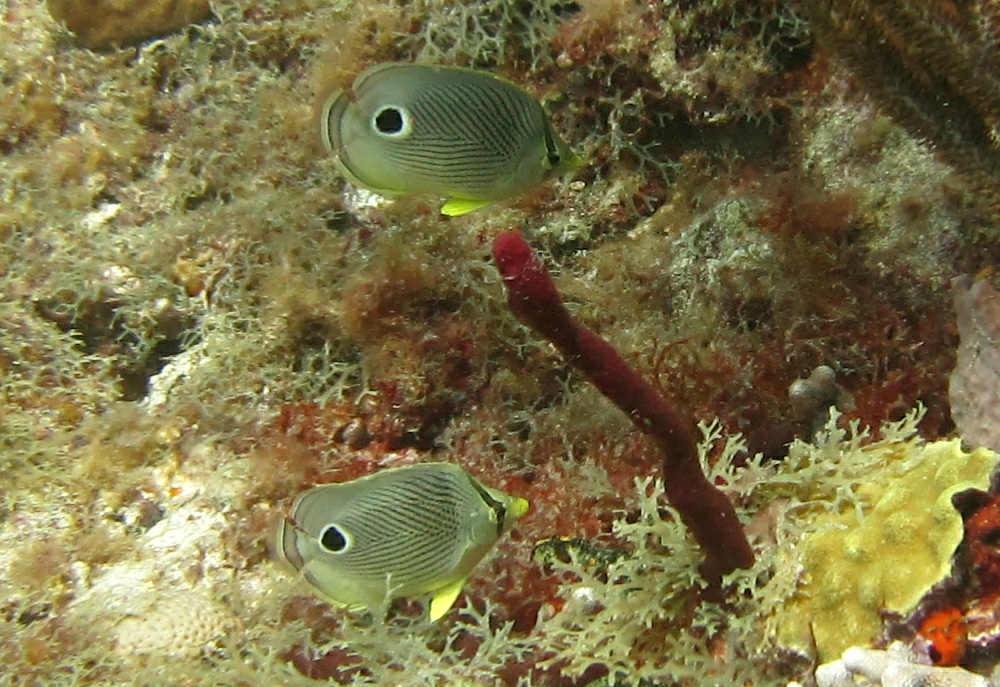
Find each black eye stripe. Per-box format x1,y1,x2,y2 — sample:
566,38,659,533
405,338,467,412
466,475,507,537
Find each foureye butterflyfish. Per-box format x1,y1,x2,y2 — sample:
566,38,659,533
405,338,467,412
278,462,530,621
319,62,580,216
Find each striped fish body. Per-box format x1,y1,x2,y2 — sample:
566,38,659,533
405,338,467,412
278,462,529,620
320,63,578,215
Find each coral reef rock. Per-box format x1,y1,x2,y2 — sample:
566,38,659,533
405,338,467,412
46,0,213,49
950,275,1000,453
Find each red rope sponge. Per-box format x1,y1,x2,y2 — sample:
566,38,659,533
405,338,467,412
493,230,754,591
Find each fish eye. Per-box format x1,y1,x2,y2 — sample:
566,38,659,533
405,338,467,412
319,524,352,553
371,105,412,138
546,151,562,168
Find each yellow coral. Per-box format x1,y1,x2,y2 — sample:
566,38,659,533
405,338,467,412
778,437,999,661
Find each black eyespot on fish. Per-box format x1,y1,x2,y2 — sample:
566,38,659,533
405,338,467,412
372,105,409,137
320,524,351,553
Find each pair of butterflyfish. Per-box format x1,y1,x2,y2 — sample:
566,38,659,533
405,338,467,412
286,63,556,618
320,62,580,216
278,462,529,621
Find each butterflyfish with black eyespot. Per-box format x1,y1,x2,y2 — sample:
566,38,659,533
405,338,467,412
277,462,530,621
319,62,581,216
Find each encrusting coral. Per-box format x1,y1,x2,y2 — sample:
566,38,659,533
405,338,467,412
776,435,998,661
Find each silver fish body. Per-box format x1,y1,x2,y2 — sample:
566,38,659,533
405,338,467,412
278,462,529,620
319,62,579,216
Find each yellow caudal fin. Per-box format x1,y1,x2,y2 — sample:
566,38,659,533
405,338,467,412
428,577,467,621
440,198,493,216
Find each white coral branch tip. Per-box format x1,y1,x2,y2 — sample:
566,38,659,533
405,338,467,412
815,644,994,687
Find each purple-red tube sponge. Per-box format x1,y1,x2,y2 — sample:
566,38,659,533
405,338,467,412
492,230,754,590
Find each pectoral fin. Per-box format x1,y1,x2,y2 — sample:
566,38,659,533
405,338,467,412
428,577,467,621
